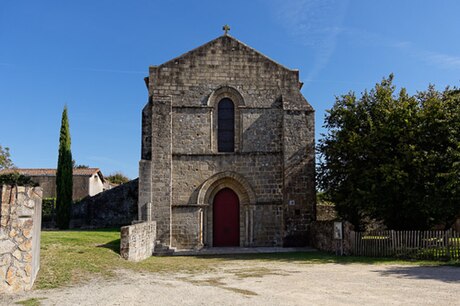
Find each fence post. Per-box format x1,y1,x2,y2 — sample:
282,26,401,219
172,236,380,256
446,229,451,260
391,230,395,256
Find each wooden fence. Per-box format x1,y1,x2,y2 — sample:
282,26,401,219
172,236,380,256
350,229,460,260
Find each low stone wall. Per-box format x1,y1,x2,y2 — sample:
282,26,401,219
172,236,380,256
70,178,138,228
309,221,354,255
120,221,156,261
0,185,42,293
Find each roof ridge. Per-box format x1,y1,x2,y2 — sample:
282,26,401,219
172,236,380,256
0,168,100,175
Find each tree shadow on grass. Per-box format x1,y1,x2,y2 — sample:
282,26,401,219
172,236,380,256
377,266,460,283
97,239,121,254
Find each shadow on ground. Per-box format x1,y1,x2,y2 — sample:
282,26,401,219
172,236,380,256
377,266,460,283
97,239,121,254
187,252,441,265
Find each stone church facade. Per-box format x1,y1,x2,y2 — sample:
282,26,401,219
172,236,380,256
138,34,315,250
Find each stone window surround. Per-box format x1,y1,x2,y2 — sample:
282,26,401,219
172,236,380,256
208,85,245,153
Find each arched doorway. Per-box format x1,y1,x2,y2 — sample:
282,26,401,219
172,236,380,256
213,188,240,246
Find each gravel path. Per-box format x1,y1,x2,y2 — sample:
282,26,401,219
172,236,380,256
2,262,459,305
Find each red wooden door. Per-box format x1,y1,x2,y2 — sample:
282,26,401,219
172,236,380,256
213,188,240,247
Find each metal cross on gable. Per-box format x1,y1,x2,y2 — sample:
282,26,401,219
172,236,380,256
223,24,230,35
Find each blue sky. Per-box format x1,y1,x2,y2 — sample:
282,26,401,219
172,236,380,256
1,0,459,178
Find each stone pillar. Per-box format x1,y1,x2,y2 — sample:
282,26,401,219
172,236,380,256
138,160,152,221
0,185,42,293
139,98,153,222
150,95,173,245
282,109,316,246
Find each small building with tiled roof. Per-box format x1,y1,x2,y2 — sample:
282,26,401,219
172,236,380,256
0,168,106,201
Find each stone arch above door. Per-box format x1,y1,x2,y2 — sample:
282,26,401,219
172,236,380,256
196,171,256,207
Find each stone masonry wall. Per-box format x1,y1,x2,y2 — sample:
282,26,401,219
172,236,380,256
171,207,201,249
282,110,316,246
147,36,306,109
309,221,354,255
71,179,138,228
0,185,42,293
172,154,283,205
120,221,156,261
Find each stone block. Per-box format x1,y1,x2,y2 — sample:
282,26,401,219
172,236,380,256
120,221,156,261
0,254,10,266
17,206,34,218
6,266,17,285
0,240,15,255
12,249,22,261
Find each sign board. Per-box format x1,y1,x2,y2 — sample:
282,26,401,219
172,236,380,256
334,222,343,240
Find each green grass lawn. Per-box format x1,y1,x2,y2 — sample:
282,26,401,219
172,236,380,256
36,229,460,290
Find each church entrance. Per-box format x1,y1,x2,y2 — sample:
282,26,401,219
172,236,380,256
213,188,240,247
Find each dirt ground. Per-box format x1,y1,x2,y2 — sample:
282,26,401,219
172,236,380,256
2,262,459,306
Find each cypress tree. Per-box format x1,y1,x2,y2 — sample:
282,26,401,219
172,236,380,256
56,106,73,229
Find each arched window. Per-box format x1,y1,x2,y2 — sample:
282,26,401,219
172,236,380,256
217,98,235,152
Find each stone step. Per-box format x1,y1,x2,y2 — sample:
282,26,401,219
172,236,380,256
153,243,175,256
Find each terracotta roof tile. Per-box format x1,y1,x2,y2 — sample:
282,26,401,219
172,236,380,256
0,168,101,177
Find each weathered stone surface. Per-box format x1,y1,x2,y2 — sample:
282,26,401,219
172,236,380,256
23,252,32,263
22,229,32,239
18,218,34,229
16,206,34,217
6,266,16,285
12,249,22,261
70,179,138,229
24,263,32,277
15,236,24,245
0,254,10,266
18,240,31,252
309,221,354,255
8,229,18,238
0,185,42,294
0,240,15,255
138,35,316,252
120,221,156,261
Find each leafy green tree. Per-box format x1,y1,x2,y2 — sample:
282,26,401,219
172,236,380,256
106,172,130,185
56,106,73,229
0,173,36,186
318,75,460,230
74,164,89,169
0,145,14,170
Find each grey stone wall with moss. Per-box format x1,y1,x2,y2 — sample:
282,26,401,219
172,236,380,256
139,35,316,250
0,185,42,293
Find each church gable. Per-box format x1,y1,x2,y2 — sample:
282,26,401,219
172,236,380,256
147,35,312,110
158,34,294,76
